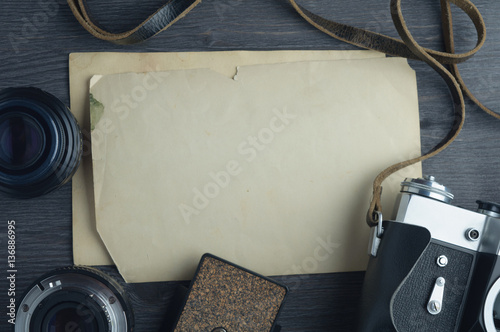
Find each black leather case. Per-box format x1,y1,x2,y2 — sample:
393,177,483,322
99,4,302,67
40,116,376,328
357,221,475,332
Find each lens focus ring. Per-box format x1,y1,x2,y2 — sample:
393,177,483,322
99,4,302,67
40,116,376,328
0,87,82,198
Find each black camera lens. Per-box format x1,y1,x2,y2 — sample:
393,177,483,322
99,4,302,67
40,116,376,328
483,278,500,330
15,266,134,332
45,305,99,331
0,87,82,198
0,115,44,168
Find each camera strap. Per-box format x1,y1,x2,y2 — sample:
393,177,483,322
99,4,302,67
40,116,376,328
67,0,493,226
67,0,201,44
290,0,493,226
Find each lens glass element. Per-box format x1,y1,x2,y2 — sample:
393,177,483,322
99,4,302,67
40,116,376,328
0,115,45,169
46,306,97,332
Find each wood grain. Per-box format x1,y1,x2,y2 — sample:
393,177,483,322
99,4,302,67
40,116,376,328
1,0,500,331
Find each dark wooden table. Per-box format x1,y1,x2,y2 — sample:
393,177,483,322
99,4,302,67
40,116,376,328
1,0,500,331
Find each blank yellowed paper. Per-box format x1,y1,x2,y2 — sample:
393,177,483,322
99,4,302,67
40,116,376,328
88,58,421,283
70,50,388,268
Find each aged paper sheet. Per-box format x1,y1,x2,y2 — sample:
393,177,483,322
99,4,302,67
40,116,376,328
70,51,388,267
87,58,421,282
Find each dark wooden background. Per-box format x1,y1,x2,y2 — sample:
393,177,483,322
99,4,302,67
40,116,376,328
1,0,500,331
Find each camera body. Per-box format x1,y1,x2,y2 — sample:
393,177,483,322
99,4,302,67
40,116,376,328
359,176,500,332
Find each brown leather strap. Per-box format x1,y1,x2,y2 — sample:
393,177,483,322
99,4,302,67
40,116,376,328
289,0,489,226
67,0,201,44
440,1,500,121
289,0,485,64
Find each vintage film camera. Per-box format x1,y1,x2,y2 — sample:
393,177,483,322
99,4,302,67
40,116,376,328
359,176,500,331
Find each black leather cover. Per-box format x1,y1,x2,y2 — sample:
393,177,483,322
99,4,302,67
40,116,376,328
391,242,474,331
357,221,431,332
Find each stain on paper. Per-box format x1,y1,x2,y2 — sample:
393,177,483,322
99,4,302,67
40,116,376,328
90,93,105,131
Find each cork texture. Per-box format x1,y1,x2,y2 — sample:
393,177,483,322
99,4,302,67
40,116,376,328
173,255,287,332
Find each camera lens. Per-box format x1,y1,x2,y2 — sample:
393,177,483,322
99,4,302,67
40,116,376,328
483,278,500,331
45,305,98,331
0,115,45,168
0,87,82,198
15,266,134,332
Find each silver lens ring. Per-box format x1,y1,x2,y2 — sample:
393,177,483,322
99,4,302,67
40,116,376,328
483,277,500,332
15,266,133,332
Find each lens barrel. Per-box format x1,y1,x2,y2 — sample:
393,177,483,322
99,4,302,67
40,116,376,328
15,266,134,332
0,87,82,198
